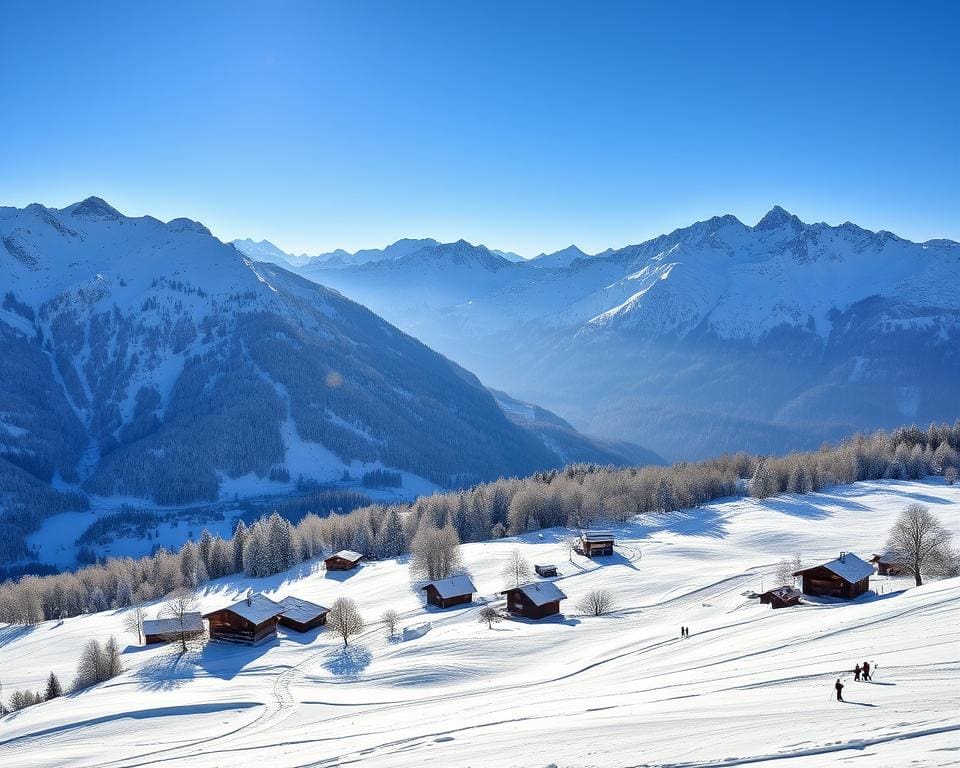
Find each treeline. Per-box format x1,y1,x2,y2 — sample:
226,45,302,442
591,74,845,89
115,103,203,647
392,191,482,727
2,422,959,625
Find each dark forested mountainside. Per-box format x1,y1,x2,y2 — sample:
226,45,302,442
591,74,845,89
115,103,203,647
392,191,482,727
0,198,646,569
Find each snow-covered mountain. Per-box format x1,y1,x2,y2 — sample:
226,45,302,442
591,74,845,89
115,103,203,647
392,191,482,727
529,244,591,269
229,238,312,268
291,208,960,460
0,198,648,567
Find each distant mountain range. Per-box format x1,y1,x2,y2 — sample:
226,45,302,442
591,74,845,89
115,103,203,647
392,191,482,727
237,207,960,461
0,198,657,566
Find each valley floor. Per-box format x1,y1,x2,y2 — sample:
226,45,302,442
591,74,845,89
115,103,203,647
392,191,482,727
1,479,958,767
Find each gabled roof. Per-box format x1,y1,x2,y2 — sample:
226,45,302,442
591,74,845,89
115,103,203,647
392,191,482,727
203,593,286,624
871,550,899,564
581,530,615,542
142,612,204,636
794,553,874,584
278,596,329,623
327,550,363,563
762,586,802,600
502,581,567,606
422,574,477,599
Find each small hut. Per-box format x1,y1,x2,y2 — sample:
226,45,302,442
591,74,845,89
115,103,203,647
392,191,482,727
278,596,329,632
579,530,614,557
793,552,873,600
870,550,903,576
203,593,286,645
142,613,205,645
500,582,567,620
759,586,802,609
422,575,477,609
325,550,364,571
534,563,558,578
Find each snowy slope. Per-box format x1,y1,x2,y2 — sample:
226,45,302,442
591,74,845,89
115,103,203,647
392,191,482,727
1,478,958,767
291,209,960,461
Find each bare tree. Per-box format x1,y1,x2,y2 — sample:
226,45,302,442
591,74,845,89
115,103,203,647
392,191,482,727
73,636,122,691
565,536,579,563
381,608,400,638
774,553,802,585
478,605,503,629
501,549,532,589
946,466,958,486
577,589,616,616
328,597,364,646
409,519,462,581
124,606,146,644
886,504,956,586
160,591,202,654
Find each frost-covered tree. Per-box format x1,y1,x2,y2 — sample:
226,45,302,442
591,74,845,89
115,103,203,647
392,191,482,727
124,606,146,644
409,518,462,581
328,597,364,646
577,589,616,616
885,504,956,586
374,508,406,559
232,519,249,572
478,605,503,629
161,591,202,654
86,586,108,614
501,549,532,589
380,608,400,638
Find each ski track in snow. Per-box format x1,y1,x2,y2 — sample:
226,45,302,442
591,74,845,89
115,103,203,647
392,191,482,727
1,479,959,767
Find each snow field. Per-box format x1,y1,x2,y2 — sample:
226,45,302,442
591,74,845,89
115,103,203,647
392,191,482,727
1,478,958,767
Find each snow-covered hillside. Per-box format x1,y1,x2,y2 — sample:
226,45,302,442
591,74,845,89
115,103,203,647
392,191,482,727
2,478,958,767
0,198,644,570
288,209,960,461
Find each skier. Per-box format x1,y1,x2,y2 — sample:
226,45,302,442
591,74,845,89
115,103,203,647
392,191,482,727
835,678,844,702
862,661,871,681
680,626,686,639
854,663,862,682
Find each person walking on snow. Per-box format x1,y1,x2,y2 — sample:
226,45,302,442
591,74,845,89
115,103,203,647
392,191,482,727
835,679,844,702
862,661,871,681
854,664,862,682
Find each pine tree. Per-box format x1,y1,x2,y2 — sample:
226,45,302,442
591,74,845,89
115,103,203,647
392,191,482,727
198,529,215,574
45,672,63,700
232,519,249,572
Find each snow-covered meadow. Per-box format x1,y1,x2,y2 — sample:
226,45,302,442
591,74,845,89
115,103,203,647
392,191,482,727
1,478,958,767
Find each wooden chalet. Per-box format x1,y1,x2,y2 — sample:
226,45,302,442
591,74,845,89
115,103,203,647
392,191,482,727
793,552,873,600
422,575,477,609
142,613,205,645
278,596,329,632
325,550,364,571
534,563,558,578
203,593,286,645
759,586,802,609
501,582,567,620
870,550,904,576
579,530,614,557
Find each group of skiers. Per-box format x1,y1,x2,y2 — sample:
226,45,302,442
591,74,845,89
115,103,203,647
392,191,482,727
679,626,691,638
834,660,877,702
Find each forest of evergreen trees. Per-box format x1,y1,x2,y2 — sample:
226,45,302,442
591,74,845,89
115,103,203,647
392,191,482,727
1,422,958,625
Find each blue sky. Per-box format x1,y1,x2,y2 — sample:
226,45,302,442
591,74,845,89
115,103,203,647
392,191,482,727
1,1,957,256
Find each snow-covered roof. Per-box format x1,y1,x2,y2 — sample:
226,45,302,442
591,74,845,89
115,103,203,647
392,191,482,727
763,586,802,600
795,553,874,584
504,582,568,606
328,550,363,563
422,574,477,599
872,550,899,564
581,530,615,542
204,593,286,624
142,613,204,636
278,596,329,623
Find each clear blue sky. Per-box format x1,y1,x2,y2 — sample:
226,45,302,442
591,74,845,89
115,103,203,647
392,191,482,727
1,1,957,256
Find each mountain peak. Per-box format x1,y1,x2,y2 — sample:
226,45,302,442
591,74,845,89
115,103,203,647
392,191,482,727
65,196,123,220
755,205,803,231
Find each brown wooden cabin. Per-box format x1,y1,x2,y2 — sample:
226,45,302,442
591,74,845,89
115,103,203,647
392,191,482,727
793,552,873,600
202,593,286,645
422,575,477,609
579,530,614,557
142,613,205,645
534,563,558,578
759,586,802,609
325,550,364,571
870,550,904,576
500,582,567,620
278,596,329,632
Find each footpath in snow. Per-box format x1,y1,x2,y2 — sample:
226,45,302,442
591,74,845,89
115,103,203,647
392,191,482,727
1,478,958,767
